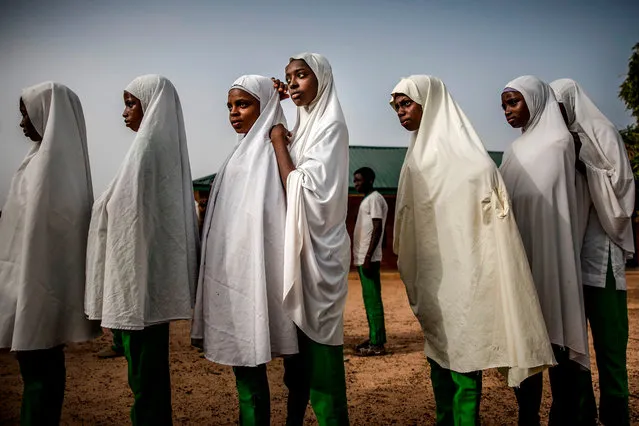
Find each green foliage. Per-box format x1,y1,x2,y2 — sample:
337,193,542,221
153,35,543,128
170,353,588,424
620,43,639,120
621,125,639,178
620,43,639,179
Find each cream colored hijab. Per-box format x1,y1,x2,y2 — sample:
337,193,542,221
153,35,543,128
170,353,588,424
390,75,554,385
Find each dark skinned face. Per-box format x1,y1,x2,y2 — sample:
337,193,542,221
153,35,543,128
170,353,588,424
19,98,42,142
501,91,530,129
227,88,261,134
392,94,423,132
285,59,319,107
353,173,373,194
122,91,144,132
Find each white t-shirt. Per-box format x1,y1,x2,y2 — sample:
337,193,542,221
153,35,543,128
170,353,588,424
353,191,388,265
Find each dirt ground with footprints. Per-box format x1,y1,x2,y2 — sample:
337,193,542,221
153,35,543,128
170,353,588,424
1,271,638,425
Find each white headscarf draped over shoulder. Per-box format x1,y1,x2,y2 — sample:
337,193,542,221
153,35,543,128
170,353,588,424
0,82,99,351
283,53,351,346
390,75,554,386
191,75,298,367
499,76,589,369
85,74,199,330
551,78,635,254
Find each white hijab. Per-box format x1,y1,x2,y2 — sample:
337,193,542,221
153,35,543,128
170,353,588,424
499,76,589,369
85,75,199,330
0,82,100,351
391,76,554,385
191,75,298,366
551,78,635,254
283,53,351,345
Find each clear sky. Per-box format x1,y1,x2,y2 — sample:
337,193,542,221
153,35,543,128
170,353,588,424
1,0,638,201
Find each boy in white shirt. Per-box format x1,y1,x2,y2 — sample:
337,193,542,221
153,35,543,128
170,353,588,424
352,167,389,356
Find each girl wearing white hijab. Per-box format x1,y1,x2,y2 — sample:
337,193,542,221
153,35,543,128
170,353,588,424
191,75,298,425
551,78,634,426
85,75,199,426
0,82,99,425
270,53,350,425
500,76,590,426
390,75,554,425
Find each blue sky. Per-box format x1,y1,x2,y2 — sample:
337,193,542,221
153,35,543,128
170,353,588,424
1,0,637,201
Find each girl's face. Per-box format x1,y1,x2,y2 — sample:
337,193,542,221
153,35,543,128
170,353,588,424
501,91,530,129
285,59,319,107
227,88,260,134
19,98,42,142
392,94,423,132
122,91,144,132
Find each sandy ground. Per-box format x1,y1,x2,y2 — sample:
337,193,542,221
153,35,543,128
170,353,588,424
1,271,638,425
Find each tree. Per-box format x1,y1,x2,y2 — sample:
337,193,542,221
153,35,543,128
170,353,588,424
620,42,639,120
620,43,639,179
621,125,639,176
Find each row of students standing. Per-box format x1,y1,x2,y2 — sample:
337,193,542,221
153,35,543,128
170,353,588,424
0,53,632,426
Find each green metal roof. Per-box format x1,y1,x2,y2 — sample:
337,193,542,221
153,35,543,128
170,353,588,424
192,146,504,193
193,174,216,192
347,146,504,194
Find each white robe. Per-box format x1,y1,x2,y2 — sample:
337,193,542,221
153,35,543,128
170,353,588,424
0,82,100,351
551,79,635,255
283,53,351,346
191,75,298,366
391,76,554,386
500,76,590,369
85,75,199,330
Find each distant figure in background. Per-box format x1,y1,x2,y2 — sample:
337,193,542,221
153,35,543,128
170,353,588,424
85,75,199,426
552,78,635,426
352,166,388,356
196,195,209,233
0,82,100,425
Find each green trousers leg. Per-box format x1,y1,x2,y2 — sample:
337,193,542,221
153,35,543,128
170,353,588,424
357,262,387,346
112,329,124,353
122,323,172,426
583,255,630,426
233,365,271,426
428,358,482,426
283,329,349,426
17,345,66,426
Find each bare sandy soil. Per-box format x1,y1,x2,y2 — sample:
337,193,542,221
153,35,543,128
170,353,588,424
1,271,637,425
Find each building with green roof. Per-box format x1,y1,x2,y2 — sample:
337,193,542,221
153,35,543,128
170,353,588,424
193,145,504,194
193,145,504,270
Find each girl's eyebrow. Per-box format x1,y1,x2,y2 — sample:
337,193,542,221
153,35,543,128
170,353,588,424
286,66,308,75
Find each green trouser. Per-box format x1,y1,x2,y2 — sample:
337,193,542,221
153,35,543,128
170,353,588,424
112,329,124,353
233,365,271,426
582,254,630,426
514,345,594,426
428,358,482,426
357,262,387,346
121,323,173,426
16,345,66,426
233,329,349,426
